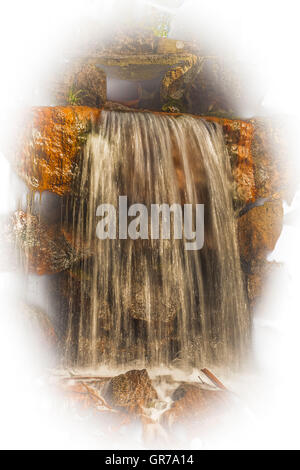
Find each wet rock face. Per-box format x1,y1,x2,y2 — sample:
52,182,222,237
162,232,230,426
10,211,81,275
15,107,256,206
234,118,294,306
205,117,256,207
238,200,283,267
103,369,158,413
12,106,293,310
160,383,230,429
15,106,101,195
238,200,283,305
250,118,296,203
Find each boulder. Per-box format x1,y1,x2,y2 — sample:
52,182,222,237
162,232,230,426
14,106,101,195
9,210,81,275
103,369,158,413
160,383,230,429
238,200,283,267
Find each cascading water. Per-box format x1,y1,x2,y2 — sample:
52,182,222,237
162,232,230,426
64,110,250,369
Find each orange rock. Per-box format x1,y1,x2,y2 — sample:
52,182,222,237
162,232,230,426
160,383,230,429
17,107,294,217
205,116,256,205
15,106,101,195
238,200,283,266
14,107,256,204
62,382,99,409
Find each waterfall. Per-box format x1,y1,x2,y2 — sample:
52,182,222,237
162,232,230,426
64,110,250,369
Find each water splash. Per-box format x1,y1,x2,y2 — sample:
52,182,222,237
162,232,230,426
64,111,250,369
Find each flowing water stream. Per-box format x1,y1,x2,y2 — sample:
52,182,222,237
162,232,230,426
64,111,250,369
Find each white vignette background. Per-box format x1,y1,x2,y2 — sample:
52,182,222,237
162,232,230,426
0,0,300,450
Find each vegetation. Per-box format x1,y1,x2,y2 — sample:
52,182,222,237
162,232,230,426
67,85,84,106
152,12,171,38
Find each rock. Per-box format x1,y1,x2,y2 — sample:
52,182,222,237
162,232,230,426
0,214,20,272
14,106,101,196
250,117,297,203
103,101,137,112
54,63,106,108
14,106,257,208
16,303,58,368
98,25,158,56
246,260,282,307
22,303,58,348
141,415,170,448
9,210,81,275
68,64,106,108
205,116,256,207
160,55,203,106
238,200,283,268
59,380,125,425
160,383,230,429
186,58,247,117
124,280,178,322
14,107,292,223
103,369,158,414
61,382,100,410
